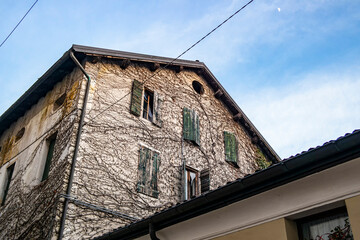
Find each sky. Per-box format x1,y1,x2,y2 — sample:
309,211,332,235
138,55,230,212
0,0,359,159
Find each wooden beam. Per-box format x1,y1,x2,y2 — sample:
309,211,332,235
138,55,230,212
233,113,243,121
91,56,101,64
150,63,160,72
197,68,205,76
175,65,184,73
251,136,259,144
214,89,224,99
120,59,131,69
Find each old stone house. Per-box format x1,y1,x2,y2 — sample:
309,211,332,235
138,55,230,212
96,130,360,240
0,45,279,239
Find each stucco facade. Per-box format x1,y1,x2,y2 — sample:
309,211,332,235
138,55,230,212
0,45,277,239
0,67,84,239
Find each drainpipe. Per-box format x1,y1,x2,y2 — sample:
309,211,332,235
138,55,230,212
149,222,160,240
58,51,91,240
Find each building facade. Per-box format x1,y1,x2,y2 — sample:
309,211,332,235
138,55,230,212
0,45,278,239
96,130,360,240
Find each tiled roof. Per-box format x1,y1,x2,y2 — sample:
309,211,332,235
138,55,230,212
283,129,360,161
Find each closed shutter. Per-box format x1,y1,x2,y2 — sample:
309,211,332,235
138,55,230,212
224,131,238,166
150,152,160,191
130,80,143,116
137,146,160,198
183,108,200,146
138,147,148,187
150,152,160,198
183,108,192,140
194,110,200,146
153,91,163,127
200,169,210,193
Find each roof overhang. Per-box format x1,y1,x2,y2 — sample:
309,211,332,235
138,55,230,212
0,45,280,162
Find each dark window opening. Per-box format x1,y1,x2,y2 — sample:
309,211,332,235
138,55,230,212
53,93,66,111
185,166,198,200
192,81,204,95
1,163,15,206
297,207,353,240
15,128,25,142
143,89,154,122
42,133,57,181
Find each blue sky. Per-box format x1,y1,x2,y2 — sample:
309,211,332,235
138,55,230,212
0,0,359,159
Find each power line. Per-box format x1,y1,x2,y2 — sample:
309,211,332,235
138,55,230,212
87,0,254,124
0,0,39,48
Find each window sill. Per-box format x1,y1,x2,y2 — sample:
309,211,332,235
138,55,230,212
136,183,159,199
225,160,239,168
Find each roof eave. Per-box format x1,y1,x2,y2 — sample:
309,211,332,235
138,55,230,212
0,49,76,136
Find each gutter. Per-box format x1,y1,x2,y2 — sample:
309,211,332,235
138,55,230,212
58,51,92,240
94,130,360,240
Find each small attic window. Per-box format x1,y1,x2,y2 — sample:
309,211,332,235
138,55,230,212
15,128,25,142
192,81,204,95
53,93,66,111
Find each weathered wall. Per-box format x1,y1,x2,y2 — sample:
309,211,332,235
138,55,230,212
62,58,267,239
0,68,83,239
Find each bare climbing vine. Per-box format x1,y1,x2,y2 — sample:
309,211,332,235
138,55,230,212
0,58,264,240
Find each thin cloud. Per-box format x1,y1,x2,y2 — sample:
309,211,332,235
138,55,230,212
240,67,360,159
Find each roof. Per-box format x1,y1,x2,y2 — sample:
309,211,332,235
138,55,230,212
0,44,280,162
94,129,360,240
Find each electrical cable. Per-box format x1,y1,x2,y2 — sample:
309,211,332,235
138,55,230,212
0,0,39,48
86,0,254,125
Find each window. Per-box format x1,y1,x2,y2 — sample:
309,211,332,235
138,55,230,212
183,108,200,146
143,89,154,122
53,93,66,111
224,131,239,167
185,166,198,200
41,133,57,181
1,163,15,206
192,81,204,95
297,208,353,240
137,146,161,198
130,80,162,127
15,127,25,142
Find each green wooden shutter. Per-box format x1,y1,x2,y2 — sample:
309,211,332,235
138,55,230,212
194,110,200,146
183,108,192,140
153,92,163,127
138,147,148,188
183,108,200,146
200,169,210,193
150,152,160,198
130,80,143,116
224,131,238,166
